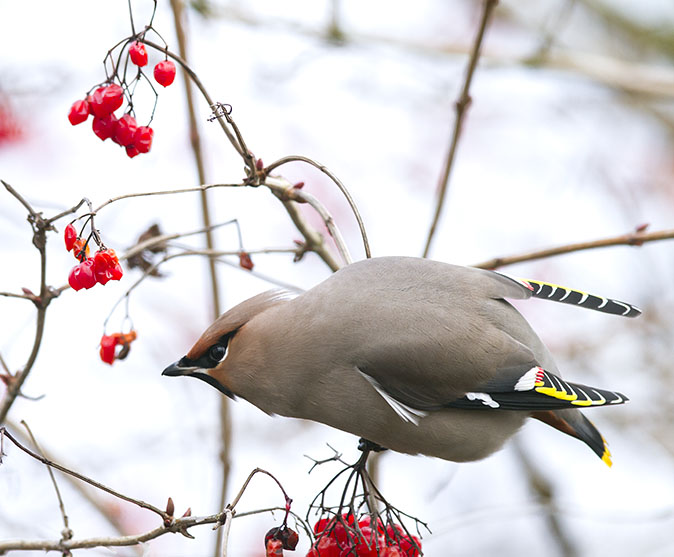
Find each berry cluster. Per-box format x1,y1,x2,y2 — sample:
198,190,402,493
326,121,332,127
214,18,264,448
65,223,123,291
68,40,176,158
308,514,421,557
99,331,137,365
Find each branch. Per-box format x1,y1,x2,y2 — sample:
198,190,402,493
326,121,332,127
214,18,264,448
420,0,499,258
0,427,168,521
472,226,674,269
0,182,58,425
265,176,352,267
5,419,140,551
20,421,73,543
264,155,371,260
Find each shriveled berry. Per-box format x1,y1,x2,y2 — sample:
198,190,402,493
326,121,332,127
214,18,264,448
114,114,138,146
129,41,148,67
133,126,153,153
92,114,118,141
64,224,77,251
265,538,283,557
72,238,90,261
239,251,254,270
68,100,90,125
154,60,176,87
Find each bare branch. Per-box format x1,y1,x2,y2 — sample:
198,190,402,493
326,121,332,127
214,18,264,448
422,0,499,258
264,155,371,260
472,226,674,270
0,427,168,521
0,183,59,425
265,176,349,268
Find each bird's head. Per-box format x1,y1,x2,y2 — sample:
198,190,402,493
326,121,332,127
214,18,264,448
162,335,235,397
161,289,294,397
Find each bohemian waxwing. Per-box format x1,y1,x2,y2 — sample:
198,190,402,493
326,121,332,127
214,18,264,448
163,257,639,466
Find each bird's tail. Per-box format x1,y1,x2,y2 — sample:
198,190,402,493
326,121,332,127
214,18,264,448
531,409,613,466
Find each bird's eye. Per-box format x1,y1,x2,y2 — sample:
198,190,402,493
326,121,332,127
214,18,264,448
208,344,227,362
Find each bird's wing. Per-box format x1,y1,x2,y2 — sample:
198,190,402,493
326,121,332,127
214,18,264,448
445,365,628,411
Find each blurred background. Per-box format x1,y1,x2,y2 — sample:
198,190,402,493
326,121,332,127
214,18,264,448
1,0,673,555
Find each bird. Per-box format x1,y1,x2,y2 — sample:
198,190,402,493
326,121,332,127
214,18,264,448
163,256,639,466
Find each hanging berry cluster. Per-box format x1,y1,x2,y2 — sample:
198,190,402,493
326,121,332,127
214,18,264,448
64,222,124,291
67,2,176,159
308,514,422,557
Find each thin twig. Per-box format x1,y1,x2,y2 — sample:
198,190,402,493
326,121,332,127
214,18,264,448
218,509,233,557
264,155,371,260
0,427,168,521
422,0,499,258
265,176,348,269
472,226,674,269
20,421,73,543
5,419,142,554
92,183,241,213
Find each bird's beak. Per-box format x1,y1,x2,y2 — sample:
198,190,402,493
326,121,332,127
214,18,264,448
162,359,236,399
162,360,198,377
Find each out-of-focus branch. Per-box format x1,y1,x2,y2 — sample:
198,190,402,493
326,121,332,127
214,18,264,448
20,421,73,544
512,440,577,557
165,8,231,557
216,5,674,100
422,0,499,258
472,226,674,269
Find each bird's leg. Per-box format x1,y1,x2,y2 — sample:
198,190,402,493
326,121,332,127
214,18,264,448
357,437,389,454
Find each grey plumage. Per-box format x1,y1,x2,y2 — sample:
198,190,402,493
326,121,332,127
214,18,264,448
163,257,637,466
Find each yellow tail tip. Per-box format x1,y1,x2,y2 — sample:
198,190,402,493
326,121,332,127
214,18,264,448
601,437,612,467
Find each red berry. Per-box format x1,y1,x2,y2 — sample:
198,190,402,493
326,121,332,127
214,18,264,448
354,527,379,557
398,534,422,557
68,260,96,291
313,519,330,535
126,144,140,158
154,60,176,87
129,41,148,67
68,100,90,125
99,334,119,365
110,262,124,280
64,224,77,251
114,114,138,146
68,265,83,291
102,84,124,113
93,250,113,285
307,536,340,557
88,87,107,117
133,126,153,153
90,84,124,118
92,113,118,141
